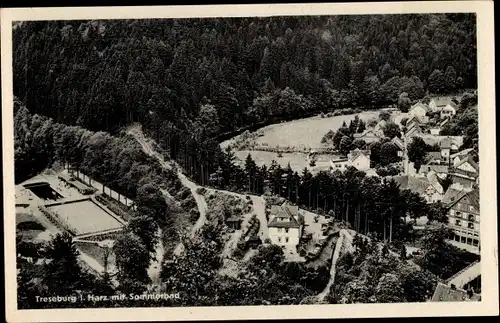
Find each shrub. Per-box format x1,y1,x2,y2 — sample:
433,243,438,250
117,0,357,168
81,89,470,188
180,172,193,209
196,187,206,195
333,110,342,116
354,108,362,113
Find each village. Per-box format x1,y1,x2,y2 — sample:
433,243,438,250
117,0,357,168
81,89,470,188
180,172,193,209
12,11,490,310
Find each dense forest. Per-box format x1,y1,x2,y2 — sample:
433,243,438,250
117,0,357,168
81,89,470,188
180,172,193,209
13,14,477,185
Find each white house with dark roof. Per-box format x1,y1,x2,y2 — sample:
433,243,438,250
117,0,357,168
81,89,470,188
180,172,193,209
429,97,458,119
268,202,304,247
330,149,371,172
347,149,371,171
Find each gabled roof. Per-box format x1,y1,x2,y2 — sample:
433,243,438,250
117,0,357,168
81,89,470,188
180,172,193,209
406,124,423,135
410,102,430,113
440,137,453,149
442,187,465,206
391,137,404,150
407,115,424,125
431,282,481,302
451,148,474,159
353,129,381,138
454,156,479,172
348,149,371,161
432,97,457,108
427,171,444,194
420,164,449,174
427,151,443,161
391,175,431,196
268,202,302,228
444,189,479,211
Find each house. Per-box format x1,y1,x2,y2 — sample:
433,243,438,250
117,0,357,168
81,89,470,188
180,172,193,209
454,156,479,174
427,171,445,201
431,282,481,302
419,164,449,178
429,128,440,135
268,202,304,247
225,215,242,230
418,135,463,151
406,115,425,129
427,151,443,165
347,149,371,171
440,137,453,165
451,148,475,166
373,120,387,137
391,137,405,157
330,157,349,172
406,123,424,137
443,189,480,252
448,156,479,191
353,129,383,143
409,102,430,122
330,149,371,172
429,97,459,119
391,175,443,203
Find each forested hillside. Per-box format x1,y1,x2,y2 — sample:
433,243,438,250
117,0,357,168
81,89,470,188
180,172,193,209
13,14,476,184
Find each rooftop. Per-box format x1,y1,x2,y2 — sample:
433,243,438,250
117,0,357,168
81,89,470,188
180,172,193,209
268,202,303,228
391,175,431,196
348,148,371,161
431,282,481,302
454,155,479,172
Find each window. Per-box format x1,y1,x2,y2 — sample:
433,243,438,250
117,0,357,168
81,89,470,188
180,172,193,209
450,209,455,216
285,237,289,243
285,228,289,233
455,220,461,226
457,203,462,209
278,228,282,232
278,237,281,243
473,239,479,247
469,205,475,211
468,214,475,222
468,223,474,229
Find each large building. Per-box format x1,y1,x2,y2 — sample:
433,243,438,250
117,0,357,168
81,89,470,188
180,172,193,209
268,202,304,247
443,189,480,253
330,149,371,172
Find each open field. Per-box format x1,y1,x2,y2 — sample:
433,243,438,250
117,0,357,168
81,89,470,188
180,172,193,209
222,111,380,150
48,200,124,235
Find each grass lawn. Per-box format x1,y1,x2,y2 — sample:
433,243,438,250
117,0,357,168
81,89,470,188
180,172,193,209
251,111,380,148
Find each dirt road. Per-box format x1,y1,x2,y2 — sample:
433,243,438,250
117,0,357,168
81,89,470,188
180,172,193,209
126,124,208,256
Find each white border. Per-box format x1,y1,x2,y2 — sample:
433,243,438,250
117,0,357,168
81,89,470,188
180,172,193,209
2,2,498,322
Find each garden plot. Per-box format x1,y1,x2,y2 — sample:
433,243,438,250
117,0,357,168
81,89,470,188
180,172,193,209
48,200,124,236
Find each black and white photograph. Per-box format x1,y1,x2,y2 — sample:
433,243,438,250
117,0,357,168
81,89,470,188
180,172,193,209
2,2,498,322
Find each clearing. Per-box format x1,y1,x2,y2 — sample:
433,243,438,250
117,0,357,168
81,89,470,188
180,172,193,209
221,111,380,150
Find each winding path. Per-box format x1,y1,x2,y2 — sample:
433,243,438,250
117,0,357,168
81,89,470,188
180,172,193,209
126,124,208,257
315,229,352,303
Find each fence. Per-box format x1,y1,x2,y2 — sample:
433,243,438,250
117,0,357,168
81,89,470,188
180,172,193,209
67,168,136,210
